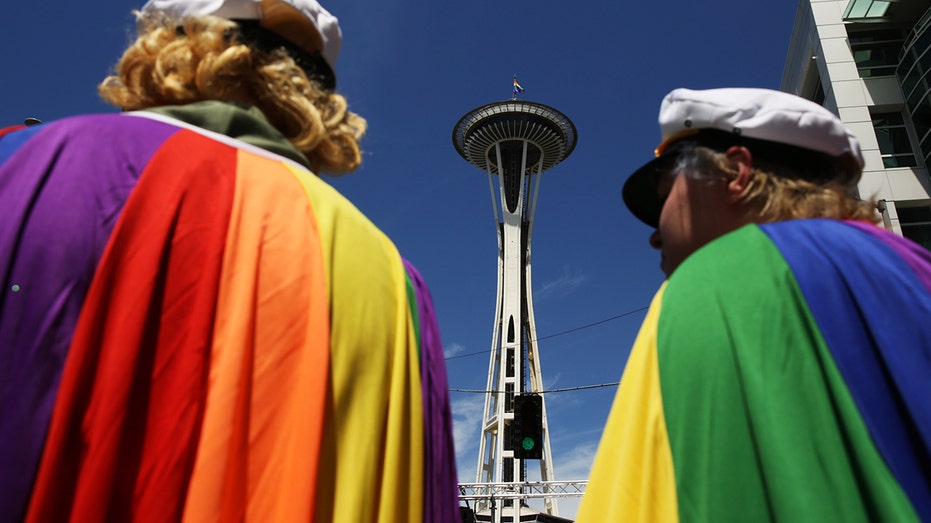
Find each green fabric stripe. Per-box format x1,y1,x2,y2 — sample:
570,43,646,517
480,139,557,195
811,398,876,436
405,271,421,361
656,225,917,523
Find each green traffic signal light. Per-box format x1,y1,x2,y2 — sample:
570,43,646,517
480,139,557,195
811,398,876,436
511,394,543,459
522,437,535,451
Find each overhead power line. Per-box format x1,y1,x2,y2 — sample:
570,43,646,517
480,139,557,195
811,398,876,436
450,382,620,395
444,305,649,361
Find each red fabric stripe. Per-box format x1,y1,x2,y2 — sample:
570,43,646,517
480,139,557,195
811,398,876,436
0,124,26,139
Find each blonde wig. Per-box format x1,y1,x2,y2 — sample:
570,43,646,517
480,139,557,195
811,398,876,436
99,15,366,175
682,145,879,224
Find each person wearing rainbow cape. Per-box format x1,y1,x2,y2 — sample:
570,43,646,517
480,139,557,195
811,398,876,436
0,1,459,521
578,87,931,522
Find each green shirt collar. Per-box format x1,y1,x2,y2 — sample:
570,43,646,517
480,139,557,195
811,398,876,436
145,100,310,169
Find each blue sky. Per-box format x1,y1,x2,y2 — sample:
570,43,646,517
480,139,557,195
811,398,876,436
1,0,799,517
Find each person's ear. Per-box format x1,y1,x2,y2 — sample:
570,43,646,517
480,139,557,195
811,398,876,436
724,146,753,203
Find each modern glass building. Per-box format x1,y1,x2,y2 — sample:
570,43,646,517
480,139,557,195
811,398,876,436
782,0,931,250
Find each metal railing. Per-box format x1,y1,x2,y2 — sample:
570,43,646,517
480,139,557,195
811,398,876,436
458,480,587,501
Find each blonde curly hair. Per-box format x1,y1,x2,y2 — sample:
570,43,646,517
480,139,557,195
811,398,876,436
682,144,879,224
98,15,366,175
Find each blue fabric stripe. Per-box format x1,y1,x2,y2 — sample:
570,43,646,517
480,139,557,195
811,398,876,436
0,125,43,165
761,219,931,521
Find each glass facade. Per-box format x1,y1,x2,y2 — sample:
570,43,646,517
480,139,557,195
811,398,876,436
898,205,931,250
897,7,931,166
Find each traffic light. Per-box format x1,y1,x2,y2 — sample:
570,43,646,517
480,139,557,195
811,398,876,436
511,394,543,459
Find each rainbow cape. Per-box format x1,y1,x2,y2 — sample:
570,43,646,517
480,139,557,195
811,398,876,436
578,219,931,522
0,111,458,522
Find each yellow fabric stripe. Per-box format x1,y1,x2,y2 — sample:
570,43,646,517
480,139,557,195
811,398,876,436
182,151,329,521
577,283,678,523
285,163,425,522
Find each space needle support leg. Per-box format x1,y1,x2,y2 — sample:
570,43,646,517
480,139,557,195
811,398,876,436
474,163,507,518
523,152,559,516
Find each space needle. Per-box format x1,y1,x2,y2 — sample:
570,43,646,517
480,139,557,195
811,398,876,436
452,82,578,522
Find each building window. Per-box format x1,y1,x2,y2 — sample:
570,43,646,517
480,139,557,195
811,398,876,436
843,0,893,20
850,29,905,77
898,205,931,251
812,81,825,106
873,112,919,167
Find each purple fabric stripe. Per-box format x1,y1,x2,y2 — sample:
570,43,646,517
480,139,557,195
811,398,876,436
403,260,461,523
847,220,931,295
0,114,179,520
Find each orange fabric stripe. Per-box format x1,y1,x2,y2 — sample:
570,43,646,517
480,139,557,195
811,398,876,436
25,130,236,522
180,150,330,521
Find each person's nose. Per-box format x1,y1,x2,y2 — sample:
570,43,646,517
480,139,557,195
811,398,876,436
649,230,662,250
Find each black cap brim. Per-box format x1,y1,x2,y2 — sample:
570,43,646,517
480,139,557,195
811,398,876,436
235,20,336,90
622,154,677,229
